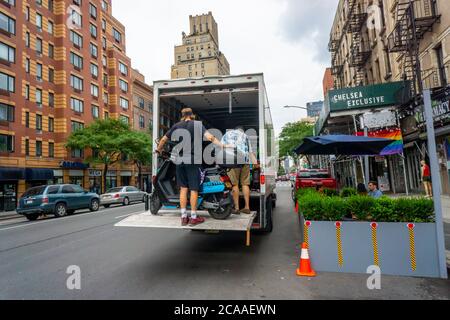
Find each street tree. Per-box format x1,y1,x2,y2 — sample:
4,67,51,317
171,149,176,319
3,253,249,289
121,131,153,191
278,121,314,162
65,119,131,191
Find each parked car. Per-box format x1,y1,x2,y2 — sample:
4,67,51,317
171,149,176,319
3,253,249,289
292,169,338,202
17,185,100,221
100,186,147,208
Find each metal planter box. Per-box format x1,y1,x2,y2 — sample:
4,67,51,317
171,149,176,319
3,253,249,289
299,216,440,278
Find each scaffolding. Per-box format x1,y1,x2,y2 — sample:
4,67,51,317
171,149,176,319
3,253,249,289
387,0,440,97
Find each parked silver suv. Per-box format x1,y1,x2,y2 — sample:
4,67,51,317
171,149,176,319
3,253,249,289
100,186,147,208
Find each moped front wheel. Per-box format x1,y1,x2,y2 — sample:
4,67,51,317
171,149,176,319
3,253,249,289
150,193,162,215
208,204,232,220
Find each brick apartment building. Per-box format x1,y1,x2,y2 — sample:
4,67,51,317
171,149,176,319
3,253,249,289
0,0,136,212
131,68,153,192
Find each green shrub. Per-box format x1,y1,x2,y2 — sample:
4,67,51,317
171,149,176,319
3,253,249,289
346,196,376,221
340,187,357,198
371,197,396,222
322,197,349,221
296,189,435,223
394,198,435,223
299,193,325,221
323,188,339,197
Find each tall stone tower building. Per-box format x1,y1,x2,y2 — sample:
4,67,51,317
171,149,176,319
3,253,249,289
171,12,230,79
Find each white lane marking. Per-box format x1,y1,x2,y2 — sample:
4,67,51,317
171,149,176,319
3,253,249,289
0,205,144,232
114,213,139,219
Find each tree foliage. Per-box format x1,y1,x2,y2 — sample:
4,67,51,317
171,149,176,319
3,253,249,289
278,121,314,159
65,119,152,190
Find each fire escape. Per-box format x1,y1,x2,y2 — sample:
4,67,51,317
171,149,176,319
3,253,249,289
347,0,370,86
387,0,440,97
329,32,344,89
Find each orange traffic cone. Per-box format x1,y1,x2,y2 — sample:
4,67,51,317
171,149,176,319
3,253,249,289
296,242,316,277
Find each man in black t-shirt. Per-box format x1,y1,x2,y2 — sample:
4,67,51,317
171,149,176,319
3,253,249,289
156,108,226,226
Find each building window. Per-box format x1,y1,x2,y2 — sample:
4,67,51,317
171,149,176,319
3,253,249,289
0,42,15,63
25,58,30,73
71,10,82,28
120,115,129,125
49,117,54,132
48,44,54,59
119,79,128,92
70,75,84,91
49,68,54,83
49,142,54,158
102,19,106,31
36,38,43,55
89,3,97,19
91,84,99,97
90,23,97,38
113,28,122,43
0,72,15,93
36,63,43,80
104,111,109,119
36,13,42,30
70,52,83,69
71,149,84,158
0,12,16,35
0,134,14,152
0,103,14,122
70,98,84,113
90,63,99,78
139,115,145,129
36,89,42,105
36,141,42,157
36,114,42,131
71,121,84,132
120,97,129,110
90,43,98,58
25,112,30,127
70,31,83,48
138,97,145,108
102,55,107,67
101,0,108,11
92,105,99,119
25,32,30,47
25,139,29,156
49,92,54,107
119,62,128,76
47,20,54,35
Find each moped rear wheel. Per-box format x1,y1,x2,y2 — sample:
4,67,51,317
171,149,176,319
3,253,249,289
208,204,232,220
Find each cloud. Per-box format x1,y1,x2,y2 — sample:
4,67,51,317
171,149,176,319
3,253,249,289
279,0,337,63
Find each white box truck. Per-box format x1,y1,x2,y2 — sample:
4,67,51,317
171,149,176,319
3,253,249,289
116,73,277,242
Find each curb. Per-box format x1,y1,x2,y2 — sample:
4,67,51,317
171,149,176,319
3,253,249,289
0,214,22,221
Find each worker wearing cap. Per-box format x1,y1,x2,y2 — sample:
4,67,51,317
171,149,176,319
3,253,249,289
156,108,226,226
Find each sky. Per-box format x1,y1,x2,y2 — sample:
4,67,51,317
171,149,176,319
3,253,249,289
112,0,338,135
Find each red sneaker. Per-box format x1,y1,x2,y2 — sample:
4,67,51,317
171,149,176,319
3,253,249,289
181,217,189,226
189,216,206,226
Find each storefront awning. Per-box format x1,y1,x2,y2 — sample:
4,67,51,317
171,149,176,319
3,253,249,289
25,168,54,181
0,168,25,181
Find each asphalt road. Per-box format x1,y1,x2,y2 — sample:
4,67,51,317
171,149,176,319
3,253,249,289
0,186,449,300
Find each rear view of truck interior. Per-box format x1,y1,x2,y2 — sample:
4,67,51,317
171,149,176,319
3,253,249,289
157,80,263,212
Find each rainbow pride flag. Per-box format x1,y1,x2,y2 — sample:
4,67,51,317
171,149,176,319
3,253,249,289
368,129,404,156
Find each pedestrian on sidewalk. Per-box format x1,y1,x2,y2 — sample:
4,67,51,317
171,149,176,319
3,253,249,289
421,160,432,198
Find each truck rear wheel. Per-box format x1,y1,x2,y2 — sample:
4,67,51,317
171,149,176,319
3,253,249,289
257,197,273,233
